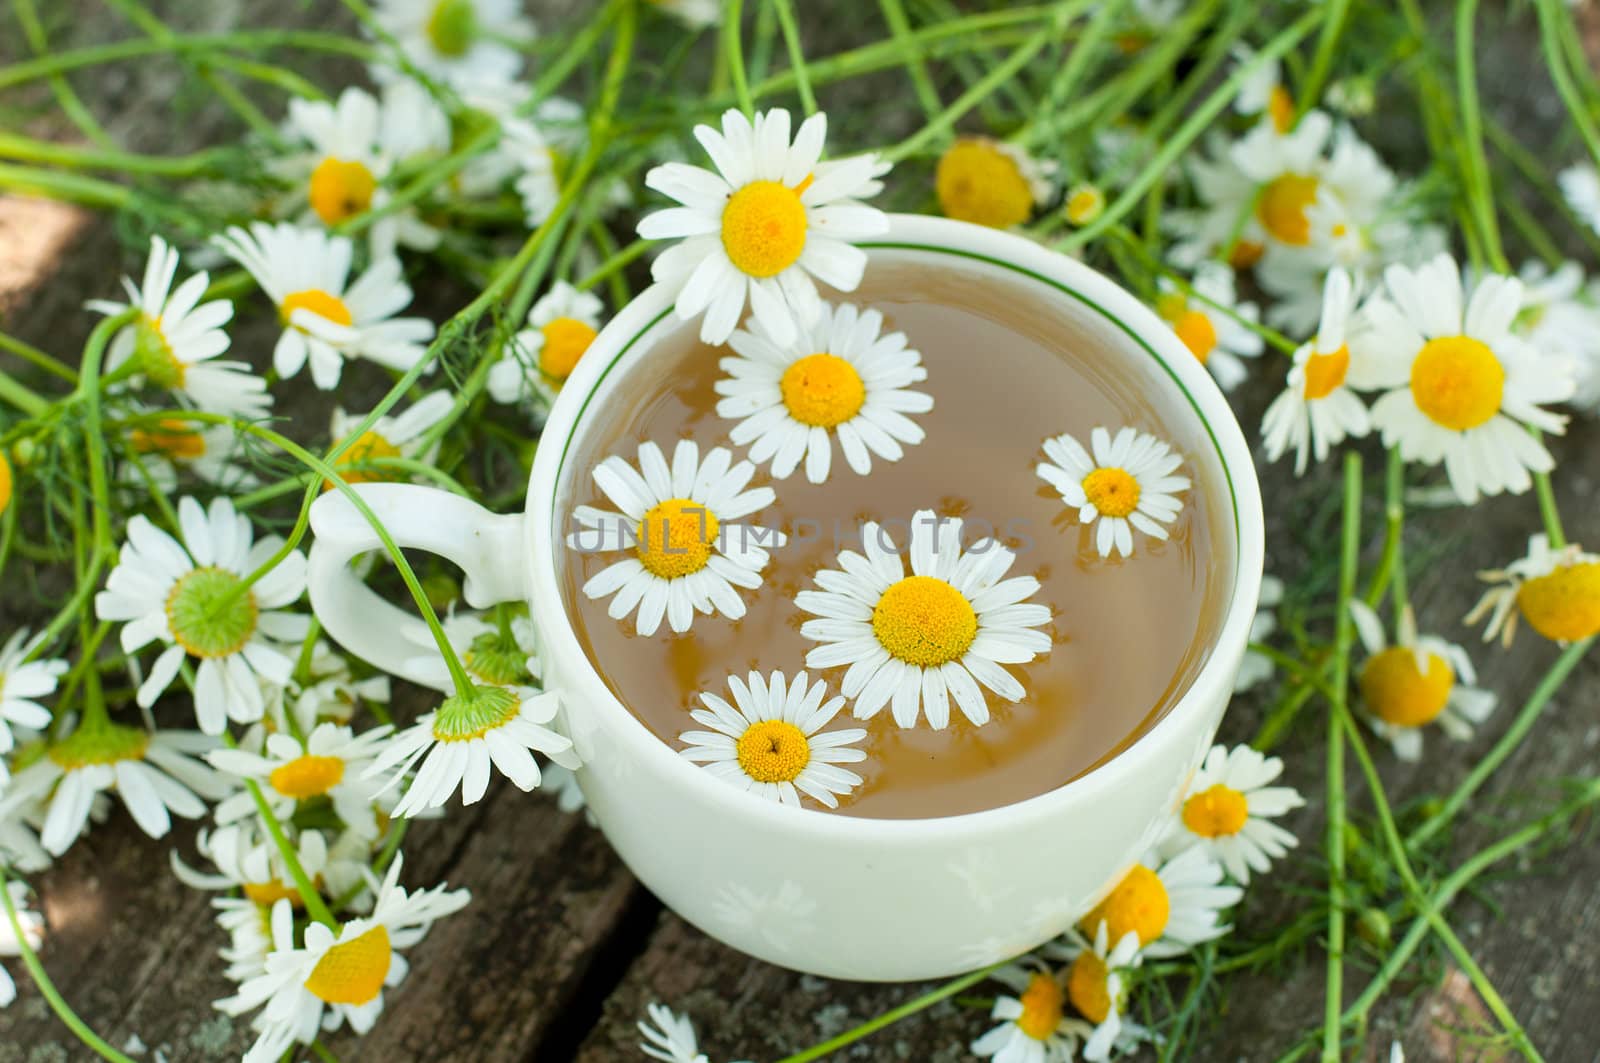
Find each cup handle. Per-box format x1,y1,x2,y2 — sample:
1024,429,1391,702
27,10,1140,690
307,484,527,693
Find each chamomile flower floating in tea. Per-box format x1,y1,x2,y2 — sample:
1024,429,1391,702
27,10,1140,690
1558,163,1600,237
93,496,310,735
1037,427,1190,559
212,222,436,390
935,136,1056,229
326,391,453,489
367,0,532,90
208,723,395,839
489,281,605,404
0,630,67,778
0,723,225,855
717,300,932,484
1079,846,1241,959
1044,924,1147,1063
570,440,784,636
796,511,1052,729
1466,534,1600,646
970,962,1084,1063
637,107,891,345
1165,743,1304,885
1154,265,1263,391
0,881,44,1008
1357,253,1575,504
1348,600,1497,762
677,670,867,809
217,855,469,1061
1261,268,1378,475
86,236,270,417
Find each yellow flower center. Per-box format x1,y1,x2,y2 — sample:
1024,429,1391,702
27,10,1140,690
1359,646,1454,727
1227,239,1265,269
538,317,598,381
871,575,978,668
1015,971,1065,1041
635,498,720,580
308,157,377,226
134,314,186,388
1081,865,1170,947
0,452,11,519
1256,173,1319,246
720,180,808,278
303,926,392,1006
280,288,354,330
1408,335,1505,432
1082,467,1141,519
326,431,402,491
1064,185,1105,226
1182,782,1250,838
426,0,477,56
165,567,259,659
1302,345,1351,400
268,754,347,800
1268,84,1295,134
1066,952,1112,1025
1171,309,1218,364
780,353,867,428
1516,562,1600,642
131,418,207,462
734,719,811,783
935,138,1034,229
243,879,308,908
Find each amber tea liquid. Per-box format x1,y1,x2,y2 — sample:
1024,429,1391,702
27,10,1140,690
555,259,1234,819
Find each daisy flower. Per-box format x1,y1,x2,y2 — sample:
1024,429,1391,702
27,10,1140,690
86,236,269,417
1559,163,1600,237
0,881,44,1008
796,510,1052,729
1155,265,1264,390
717,300,932,484
1348,600,1497,761
212,222,436,390
1355,253,1575,504
2,722,227,855
1037,426,1190,559
1233,574,1283,693
1466,534,1600,646
971,962,1085,1063
678,670,867,810
402,605,542,692
273,641,392,735
208,723,395,839
217,855,469,1062
935,136,1056,229
1079,846,1242,959
171,823,362,913
488,281,605,405
1230,110,1335,252
0,630,67,784
1044,924,1147,1063
122,415,260,493
1514,259,1600,413
367,0,533,91
327,391,453,488
1165,743,1304,884
567,440,784,636
1164,133,1266,271
364,683,577,817
1261,268,1380,474
1230,43,1293,133
638,107,891,345
93,496,310,735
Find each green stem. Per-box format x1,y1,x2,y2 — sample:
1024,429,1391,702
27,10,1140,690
241,776,337,927
876,0,942,120
1534,465,1567,549
724,0,755,114
0,329,77,383
1454,0,1505,271
12,0,115,149
771,0,818,114
1296,0,1349,116
1535,0,1600,165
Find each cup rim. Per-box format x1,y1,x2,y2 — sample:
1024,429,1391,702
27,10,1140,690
525,214,1266,841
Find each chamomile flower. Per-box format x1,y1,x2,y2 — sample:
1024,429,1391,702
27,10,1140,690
0,630,67,779
273,641,392,734
1230,111,1335,252
170,823,358,912
678,670,867,810
1079,846,1242,959
971,963,1085,1063
86,236,269,417
1165,134,1267,271
1559,163,1600,237
489,282,605,404
208,723,395,838
639,1003,744,1063
717,300,932,483
1515,260,1600,413
1165,743,1303,884
327,391,453,488
1234,575,1283,693
796,510,1052,729
1037,427,1190,559
217,855,469,1062
1261,268,1379,474
93,497,309,735
935,137,1056,229
1230,44,1294,132
638,108,891,345
1356,253,1575,504
1348,600,1497,762
1045,924,1146,1063
2,722,227,855
568,440,784,636
1466,534,1600,646
367,0,533,91
213,222,435,390
0,881,44,1007
1155,266,1264,390
364,683,577,817
122,416,260,493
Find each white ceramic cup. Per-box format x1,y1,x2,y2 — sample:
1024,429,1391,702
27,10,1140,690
306,214,1264,981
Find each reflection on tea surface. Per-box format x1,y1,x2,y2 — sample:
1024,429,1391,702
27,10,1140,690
556,260,1234,819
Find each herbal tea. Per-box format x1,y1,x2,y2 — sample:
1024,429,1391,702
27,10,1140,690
555,258,1233,819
